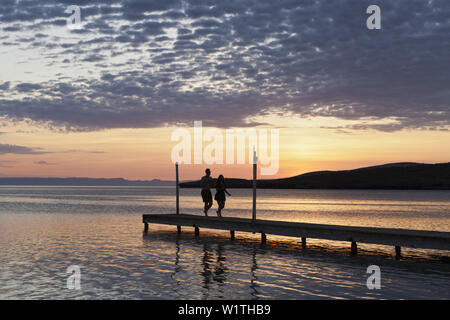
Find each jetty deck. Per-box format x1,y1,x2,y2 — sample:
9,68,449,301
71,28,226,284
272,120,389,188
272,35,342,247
143,214,450,257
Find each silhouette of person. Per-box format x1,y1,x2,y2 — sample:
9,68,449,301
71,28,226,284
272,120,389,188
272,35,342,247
214,175,231,217
200,168,214,216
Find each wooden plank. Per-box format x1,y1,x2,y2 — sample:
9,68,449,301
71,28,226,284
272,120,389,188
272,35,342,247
143,214,450,251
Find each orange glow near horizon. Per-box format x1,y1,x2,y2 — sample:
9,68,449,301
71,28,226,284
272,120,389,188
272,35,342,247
0,118,449,181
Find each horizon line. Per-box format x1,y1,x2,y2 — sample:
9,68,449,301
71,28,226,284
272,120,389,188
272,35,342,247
0,161,447,181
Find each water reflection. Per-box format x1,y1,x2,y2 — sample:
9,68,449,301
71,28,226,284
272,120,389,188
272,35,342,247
200,243,213,298
250,247,260,299
141,229,450,300
213,244,227,284
200,243,228,299
2,186,450,299
170,236,181,291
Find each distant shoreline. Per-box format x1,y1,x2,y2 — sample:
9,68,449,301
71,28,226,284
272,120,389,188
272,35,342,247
180,162,450,190
0,177,174,187
1,162,449,189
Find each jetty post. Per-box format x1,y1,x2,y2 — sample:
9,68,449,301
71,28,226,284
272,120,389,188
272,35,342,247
253,148,265,243
176,162,179,214
175,162,181,233
252,149,257,221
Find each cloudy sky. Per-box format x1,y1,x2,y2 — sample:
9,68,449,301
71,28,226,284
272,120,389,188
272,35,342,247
0,0,449,179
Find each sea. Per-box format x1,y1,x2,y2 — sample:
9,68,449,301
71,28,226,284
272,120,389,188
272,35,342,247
0,186,449,299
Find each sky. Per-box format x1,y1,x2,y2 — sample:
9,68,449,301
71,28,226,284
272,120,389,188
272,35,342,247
0,0,449,180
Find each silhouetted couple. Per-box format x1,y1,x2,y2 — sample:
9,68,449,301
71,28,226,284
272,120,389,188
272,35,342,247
200,168,231,217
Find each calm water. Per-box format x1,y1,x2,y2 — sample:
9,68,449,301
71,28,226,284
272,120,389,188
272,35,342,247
0,186,449,299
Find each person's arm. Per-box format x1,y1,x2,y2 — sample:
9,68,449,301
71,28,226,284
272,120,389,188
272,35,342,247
225,189,231,196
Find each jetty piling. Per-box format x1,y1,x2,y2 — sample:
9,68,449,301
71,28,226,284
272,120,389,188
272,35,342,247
351,241,358,255
395,245,402,258
195,226,200,237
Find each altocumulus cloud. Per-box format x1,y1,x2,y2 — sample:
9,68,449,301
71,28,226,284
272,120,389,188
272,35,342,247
34,160,56,165
0,144,47,155
0,0,449,131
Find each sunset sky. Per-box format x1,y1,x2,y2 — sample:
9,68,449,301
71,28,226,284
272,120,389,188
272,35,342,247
0,0,449,180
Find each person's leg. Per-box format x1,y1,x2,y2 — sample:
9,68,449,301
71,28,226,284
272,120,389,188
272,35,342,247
217,201,224,217
205,190,213,216
204,201,208,216
202,190,208,216
216,201,220,216
203,190,213,216
206,200,212,213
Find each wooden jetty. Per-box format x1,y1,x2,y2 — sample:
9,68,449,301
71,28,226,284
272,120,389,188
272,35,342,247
143,213,450,257
146,155,450,258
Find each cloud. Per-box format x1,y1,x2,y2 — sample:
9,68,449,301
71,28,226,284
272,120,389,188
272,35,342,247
34,160,56,165
0,144,47,155
0,82,10,90
0,0,449,132
15,130,38,134
15,83,43,92
58,149,105,154
0,160,16,168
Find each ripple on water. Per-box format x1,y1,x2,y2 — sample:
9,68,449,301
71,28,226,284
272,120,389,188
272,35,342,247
1,188,450,299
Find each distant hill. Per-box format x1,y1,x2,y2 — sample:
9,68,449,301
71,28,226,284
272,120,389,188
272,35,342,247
0,177,174,186
180,162,450,190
